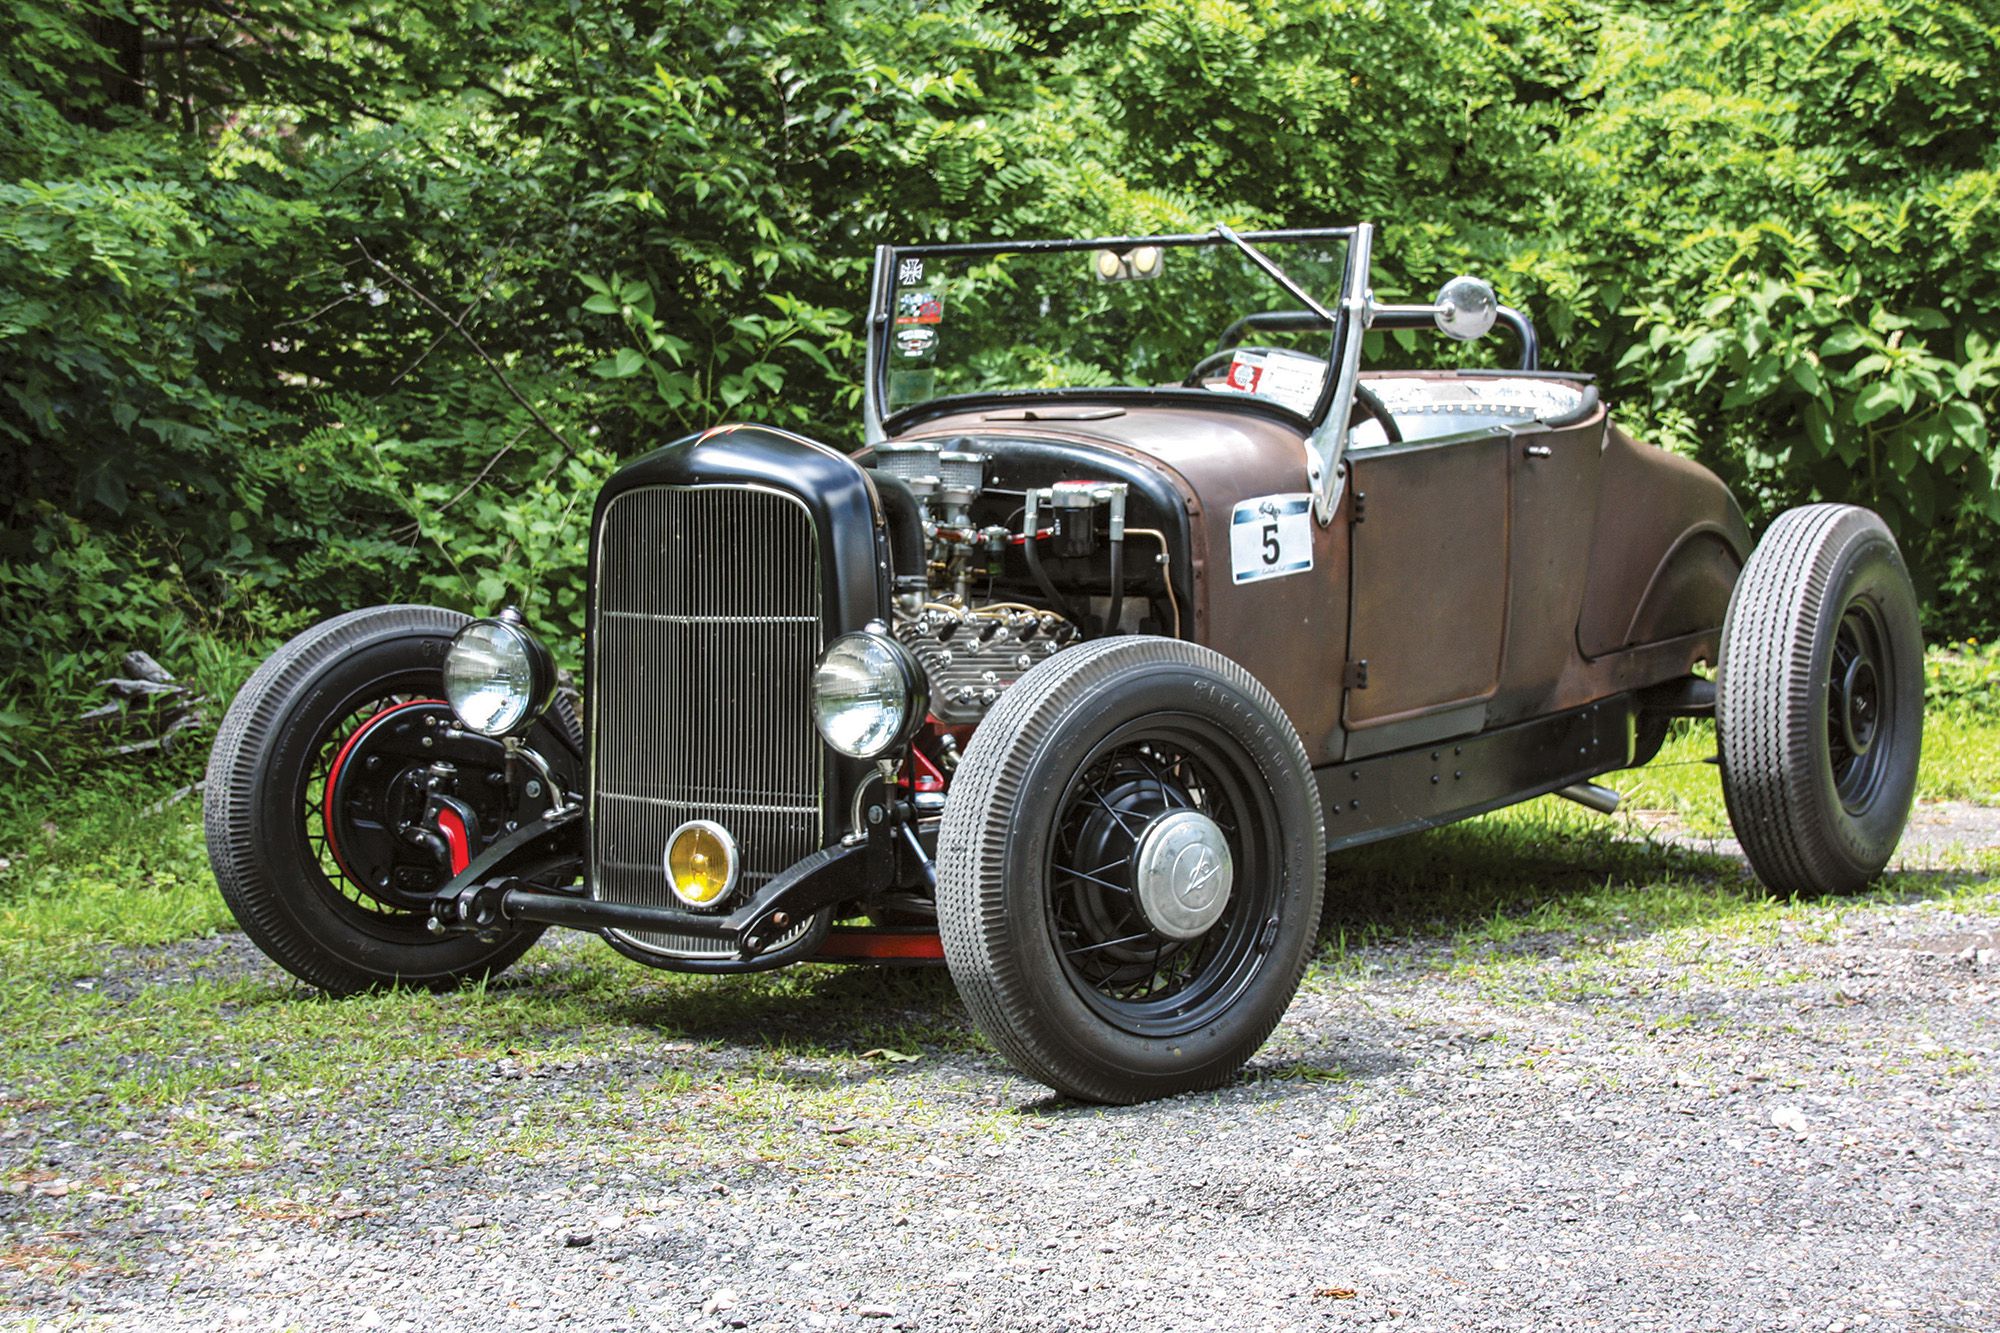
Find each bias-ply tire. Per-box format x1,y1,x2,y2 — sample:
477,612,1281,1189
204,605,581,994
1716,505,1923,895
936,638,1324,1103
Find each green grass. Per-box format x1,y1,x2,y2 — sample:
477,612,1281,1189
0,691,1995,1175
0,768,232,980
1294,705,2000,1037
1603,709,2000,835
1913,708,2000,804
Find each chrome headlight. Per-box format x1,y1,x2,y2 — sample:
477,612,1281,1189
443,609,556,738
811,630,927,759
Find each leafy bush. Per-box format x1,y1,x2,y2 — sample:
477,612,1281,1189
1926,640,2000,717
2,0,1997,765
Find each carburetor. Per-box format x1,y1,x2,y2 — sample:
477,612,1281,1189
873,440,996,601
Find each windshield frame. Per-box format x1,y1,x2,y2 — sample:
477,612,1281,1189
863,225,1363,439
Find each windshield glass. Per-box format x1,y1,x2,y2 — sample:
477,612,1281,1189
876,230,1355,424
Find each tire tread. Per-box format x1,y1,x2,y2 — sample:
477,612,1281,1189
1716,505,1921,895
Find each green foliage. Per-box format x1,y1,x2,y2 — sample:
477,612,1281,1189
3,0,1999,747
1502,0,2000,595
1927,640,2000,717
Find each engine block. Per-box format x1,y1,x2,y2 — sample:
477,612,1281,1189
894,608,1077,723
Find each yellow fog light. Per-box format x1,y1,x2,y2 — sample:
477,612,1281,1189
664,820,738,908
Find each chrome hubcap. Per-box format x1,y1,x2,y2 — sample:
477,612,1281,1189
1131,809,1234,942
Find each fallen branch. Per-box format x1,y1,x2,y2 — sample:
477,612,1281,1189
73,651,210,759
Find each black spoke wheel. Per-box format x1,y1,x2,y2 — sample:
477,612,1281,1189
1717,505,1923,895
205,605,583,993
937,638,1323,1104
1825,603,1893,812
1047,726,1275,1037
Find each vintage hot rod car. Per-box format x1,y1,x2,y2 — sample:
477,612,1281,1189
206,225,1923,1103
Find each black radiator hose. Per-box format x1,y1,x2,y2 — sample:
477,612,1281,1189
869,470,929,607
1103,536,1124,636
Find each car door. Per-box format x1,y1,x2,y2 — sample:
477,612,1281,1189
1340,431,1511,759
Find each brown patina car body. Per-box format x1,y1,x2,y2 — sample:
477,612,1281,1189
207,224,1923,1103
893,391,1745,833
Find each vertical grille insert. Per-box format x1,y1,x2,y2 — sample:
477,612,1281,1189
589,484,823,958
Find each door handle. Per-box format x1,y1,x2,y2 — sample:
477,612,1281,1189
1523,444,1553,459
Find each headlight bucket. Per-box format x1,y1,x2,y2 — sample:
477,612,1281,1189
443,608,556,738
811,628,928,759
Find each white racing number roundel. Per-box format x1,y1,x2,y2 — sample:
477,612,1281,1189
1229,493,1314,585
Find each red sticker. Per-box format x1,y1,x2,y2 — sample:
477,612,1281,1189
896,290,943,325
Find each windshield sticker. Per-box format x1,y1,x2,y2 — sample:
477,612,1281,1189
896,289,943,325
894,325,938,362
1230,493,1314,584
897,257,925,287
1217,349,1324,417
888,365,936,409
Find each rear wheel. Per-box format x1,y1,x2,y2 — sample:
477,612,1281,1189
1716,505,1923,895
204,605,582,994
936,638,1324,1103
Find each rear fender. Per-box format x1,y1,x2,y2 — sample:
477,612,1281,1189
1576,427,1751,659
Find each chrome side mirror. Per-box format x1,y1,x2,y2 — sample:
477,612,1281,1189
1432,276,1498,341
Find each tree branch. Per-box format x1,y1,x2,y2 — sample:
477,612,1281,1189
391,423,531,542
380,233,520,390
383,275,492,390
355,239,580,465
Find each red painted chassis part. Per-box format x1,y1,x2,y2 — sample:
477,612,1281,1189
321,698,452,890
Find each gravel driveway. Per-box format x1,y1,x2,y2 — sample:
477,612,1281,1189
4,816,1996,1332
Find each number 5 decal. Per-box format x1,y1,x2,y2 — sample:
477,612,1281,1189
1230,494,1314,584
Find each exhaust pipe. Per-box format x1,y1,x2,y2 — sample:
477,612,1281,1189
1557,781,1622,815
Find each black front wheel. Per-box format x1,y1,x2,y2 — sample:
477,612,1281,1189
204,605,582,994
936,638,1324,1103
1716,505,1924,895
